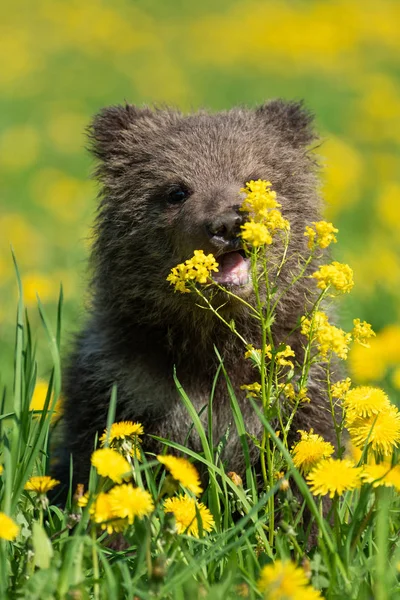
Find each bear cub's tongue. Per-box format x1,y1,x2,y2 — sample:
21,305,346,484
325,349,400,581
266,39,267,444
213,251,250,286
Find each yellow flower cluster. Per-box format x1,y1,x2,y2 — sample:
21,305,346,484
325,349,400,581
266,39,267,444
157,455,203,496
312,261,354,293
301,311,351,360
257,560,321,600
352,318,376,348
166,250,219,293
304,220,338,250
164,495,214,538
291,430,334,474
239,180,289,247
266,344,296,368
344,386,400,456
91,448,131,483
241,381,262,397
307,458,362,498
331,377,352,398
100,421,143,459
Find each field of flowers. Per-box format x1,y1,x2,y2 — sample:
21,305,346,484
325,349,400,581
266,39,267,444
1,0,400,598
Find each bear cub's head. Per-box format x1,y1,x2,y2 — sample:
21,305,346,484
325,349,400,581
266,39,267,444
89,101,320,325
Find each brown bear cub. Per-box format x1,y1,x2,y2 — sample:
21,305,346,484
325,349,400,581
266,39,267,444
57,100,332,489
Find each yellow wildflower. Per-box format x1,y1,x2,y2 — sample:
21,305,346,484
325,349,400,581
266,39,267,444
91,448,131,483
346,404,400,456
244,345,261,361
257,560,321,599
283,383,296,400
240,221,272,246
301,311,351,360
265,344,295,368
352,319,376,348
312,261,354,293
298,387,311,403
361,464,400,491
331,378,352,399
90,492,122,534
240,179,280,220
291,430,334,474
157,455,202,496
108,484,154,524
307,458,362,497
264,209,290,232
0,465,3,476
100,421,143,459
304,221,338,250
241,382,262,398
167,250,218,293
0,513,19,541
344,386,391,420
29,379,63,423
163,495,214,538
25,476,60,494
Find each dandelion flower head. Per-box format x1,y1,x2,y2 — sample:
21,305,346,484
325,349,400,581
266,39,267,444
157,455,202,496
344,386,391,420
164,495,214,538
108,484,154,524
346,404,400,456
25,476,60,494
0,512,20,541
257,560,321,600
100,421,143,458
292,430,334,474
90,492,127,534
91,448,131,483
307,458,362,497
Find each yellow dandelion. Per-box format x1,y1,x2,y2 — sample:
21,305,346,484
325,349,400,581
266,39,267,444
29,379,63,423
257,560,321,600
167,250,218,293
163,495,214,538
304,220,338,250
331,378,352,399
352,319,376,348
0,513,19,541
25,476,60,494
90,492,127,534
100,421,143,459
361,464,400,491
240,221,272,246
91,448,131,483
307,459,362,497
292,430,335,474
312,261,354,294
344,386,391,420
157,455,202,496
346,405,400,456
108,484,154,524
241,382,262,398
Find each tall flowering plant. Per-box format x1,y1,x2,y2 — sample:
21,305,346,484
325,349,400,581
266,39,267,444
167,180,400,546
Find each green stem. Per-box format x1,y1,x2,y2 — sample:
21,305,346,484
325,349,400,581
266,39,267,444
91,527,100,600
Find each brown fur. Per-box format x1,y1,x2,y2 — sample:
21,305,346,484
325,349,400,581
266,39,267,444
56,101,333,488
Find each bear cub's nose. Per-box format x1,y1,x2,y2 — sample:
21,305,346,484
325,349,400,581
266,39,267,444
205,207,245,243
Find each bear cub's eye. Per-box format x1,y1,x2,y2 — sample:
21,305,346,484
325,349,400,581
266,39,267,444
166,184,191,205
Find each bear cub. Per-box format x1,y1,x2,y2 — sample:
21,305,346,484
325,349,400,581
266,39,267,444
57,100,332,488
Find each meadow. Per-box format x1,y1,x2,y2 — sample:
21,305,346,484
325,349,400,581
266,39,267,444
1,0,400,597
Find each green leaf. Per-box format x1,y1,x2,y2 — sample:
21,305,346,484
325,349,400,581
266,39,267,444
32,522,53,569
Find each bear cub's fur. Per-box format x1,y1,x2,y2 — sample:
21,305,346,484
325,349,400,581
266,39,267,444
57,100,333,487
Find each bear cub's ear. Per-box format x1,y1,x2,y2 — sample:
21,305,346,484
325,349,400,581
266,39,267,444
256,100,317,148
88,104,174,160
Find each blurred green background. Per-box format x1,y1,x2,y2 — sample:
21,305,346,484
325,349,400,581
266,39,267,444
1,0,399,399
